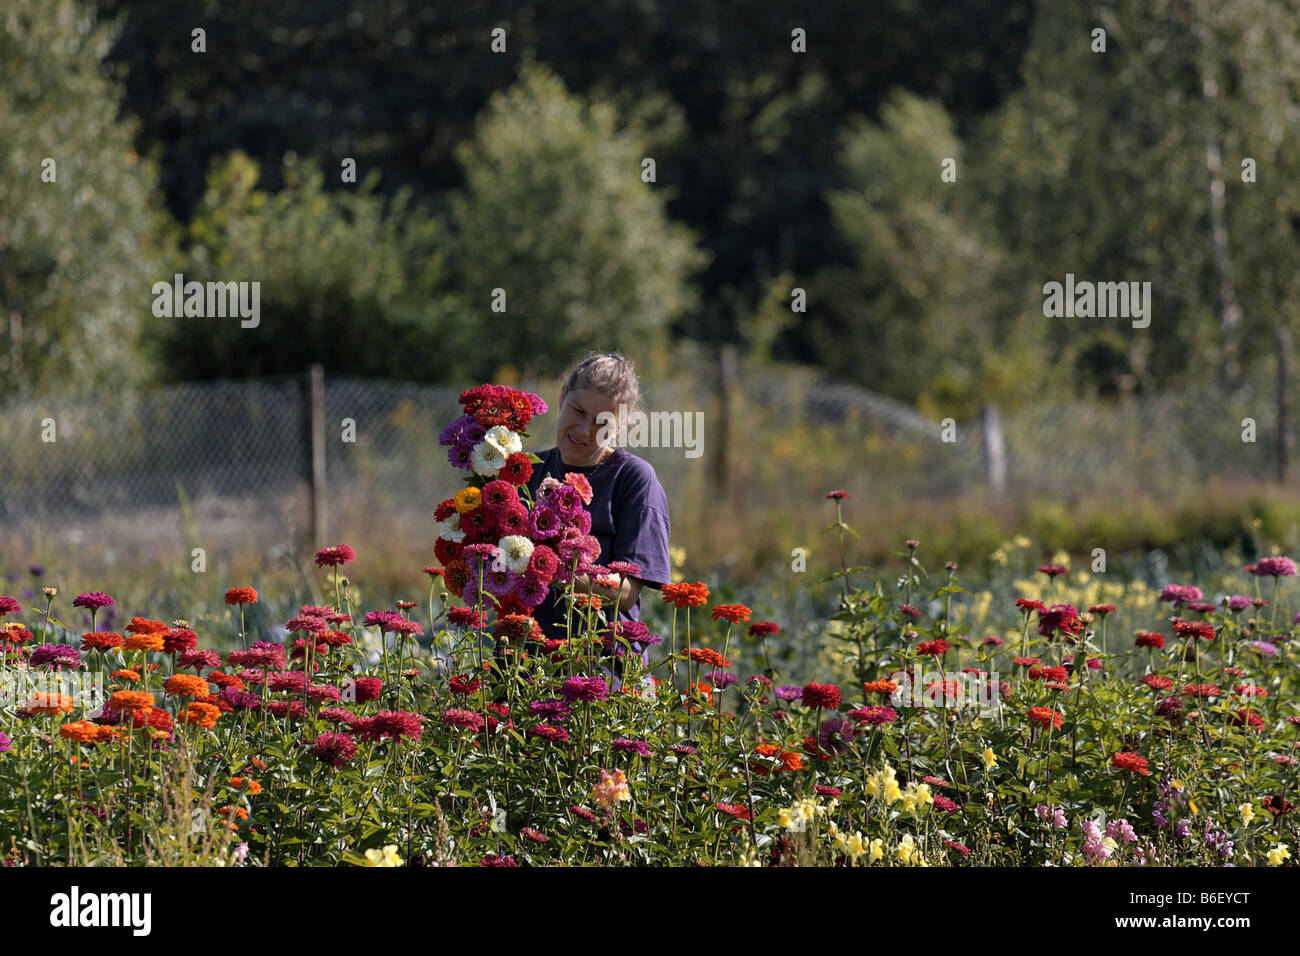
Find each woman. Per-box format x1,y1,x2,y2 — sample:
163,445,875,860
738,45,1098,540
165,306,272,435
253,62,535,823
524,351,672,686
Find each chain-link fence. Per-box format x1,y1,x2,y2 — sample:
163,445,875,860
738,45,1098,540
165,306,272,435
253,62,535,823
0,358,1292,558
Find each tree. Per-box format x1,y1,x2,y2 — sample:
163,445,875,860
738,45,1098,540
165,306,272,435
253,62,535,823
149,150,459,381
0,0,174,401
807,89,1018,416
446,56,709,381
975,0,1300,395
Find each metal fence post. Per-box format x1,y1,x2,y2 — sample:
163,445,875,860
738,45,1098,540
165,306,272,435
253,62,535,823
308,364,327,550
980,402,1006,496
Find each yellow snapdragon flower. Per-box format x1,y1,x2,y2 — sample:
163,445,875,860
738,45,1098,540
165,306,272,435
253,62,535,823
982,747,997,770
869,838,884,862
1239,802,1255,826
364,844,404,867
1267,844,1290,866
897,833,916,864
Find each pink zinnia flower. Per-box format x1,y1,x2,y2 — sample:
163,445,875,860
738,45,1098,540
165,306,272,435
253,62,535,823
1254,556,1297,577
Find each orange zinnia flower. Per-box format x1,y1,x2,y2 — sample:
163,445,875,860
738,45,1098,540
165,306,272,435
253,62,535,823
572,593,602,610
662,581,710,609
125,616,169,635
95,726,122,743
123,632,164,652
81,632,124,651
59,721,100,743
164,674,209,698
27,692,76,714
229,776,262,795
109,690,154,712
111,669,141,682
224,587,259,605
863,679,899,695
710,603,753,624
688,647,732,668
184,702,221,729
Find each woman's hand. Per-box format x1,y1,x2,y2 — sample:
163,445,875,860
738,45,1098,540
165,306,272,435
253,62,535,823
572,572,643,614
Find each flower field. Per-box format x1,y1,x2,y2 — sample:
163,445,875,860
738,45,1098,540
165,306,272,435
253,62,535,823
2,386,1298,867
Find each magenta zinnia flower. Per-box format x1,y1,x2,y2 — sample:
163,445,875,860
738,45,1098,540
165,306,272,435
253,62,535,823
611,738,651,757
314,545,356,568
29,643,81,670
848,706,898,725
529,724,569,742
72,592,114,610
561,676,609,703
1254,556,1298,577
311,732,357,767
0,596,20,617
356,710,424,741
442,708,485,733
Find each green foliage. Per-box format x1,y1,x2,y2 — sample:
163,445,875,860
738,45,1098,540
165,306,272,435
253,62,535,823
150,150,459,380
809,90,1014,414
0,0,174,401
975,0,1300,391
446,57,710,380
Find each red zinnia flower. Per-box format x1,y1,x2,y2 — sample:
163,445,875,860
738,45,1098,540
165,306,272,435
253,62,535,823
1027,706,1064,731
917,639,948,657
825,490,849,499
715,802,752,821
800,682,842,710
1135,632,1165,649
1140,674,1174,691
1111,752,1150,775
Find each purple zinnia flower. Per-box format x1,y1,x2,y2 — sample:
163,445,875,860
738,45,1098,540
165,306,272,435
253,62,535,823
775,685,802,701
1227,594,1251,612
668,743,696,756
1248,640,1278,657
0,731,11,753
528,699,573,721
817,717,855,756
72,592,114,610
29,643,81,670
709,670,738,689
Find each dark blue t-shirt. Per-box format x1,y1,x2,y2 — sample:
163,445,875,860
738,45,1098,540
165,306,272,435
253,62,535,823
524,445,672,642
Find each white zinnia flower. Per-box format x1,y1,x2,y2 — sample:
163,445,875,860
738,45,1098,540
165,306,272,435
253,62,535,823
470,440,505,476
483,425,522,457
438,513,465,543
496,535,535,575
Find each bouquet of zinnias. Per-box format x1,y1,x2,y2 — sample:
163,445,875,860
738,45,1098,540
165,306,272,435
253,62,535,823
434,384,603,625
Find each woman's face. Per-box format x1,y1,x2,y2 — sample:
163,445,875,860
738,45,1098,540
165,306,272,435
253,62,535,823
557,387,619,466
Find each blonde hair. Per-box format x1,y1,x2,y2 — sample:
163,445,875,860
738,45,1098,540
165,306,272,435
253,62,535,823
558,352,642,426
